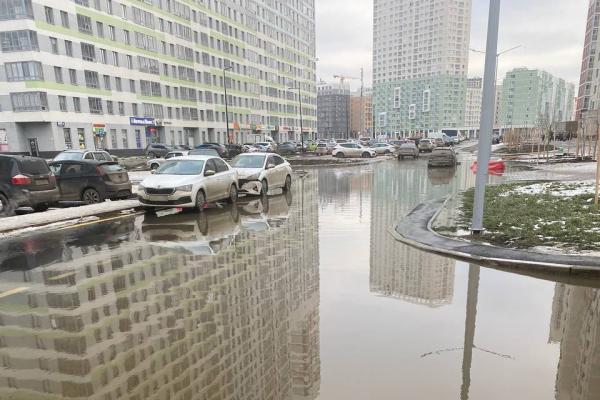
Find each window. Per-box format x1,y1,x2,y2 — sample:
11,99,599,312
123,30,130,45
213,158,229,173
84,70,99,88
378,112,387,127
115,77,122,91
44,6,54,24
135,129,142,148
5,61,43,81
408,104,416,120
96,21,104,37
110,129,117,148
50,37,58,54
0,30,38,51
93,0,101,10
73,97,81,112
54,66,63,83
106,100,114,114
120,4,127,19
129,79,136,93
422,89,431,112
58,95,67,111
65,40,73,57
121,129,128,148
99,48,107,64
126,55,133,69
77,14,92,34
103,75,111,90
69,69,77,85
393,87,401,109
11,91,48,112
108,25,115,40
60,11,69,28
81,42,96,61
112,51,119,66
88,97,103,114
0,0,34,20
106,0,112,14
132,103,138,115
118,101,124,115
64,128,72,149
77,128,86,149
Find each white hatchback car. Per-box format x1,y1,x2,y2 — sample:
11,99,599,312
332,143,377,158
371,143,397,155
147,150,189,170
230,153,293,195
138,155,238,212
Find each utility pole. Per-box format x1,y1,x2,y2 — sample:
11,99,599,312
471,0,501,234
223,66,233,145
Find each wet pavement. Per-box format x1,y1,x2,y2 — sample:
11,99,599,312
0,158,598,399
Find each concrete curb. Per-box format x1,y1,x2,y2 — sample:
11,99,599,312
0,200,141,236
393,198,600,277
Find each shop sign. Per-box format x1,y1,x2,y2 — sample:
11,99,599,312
56,122,65,127
93,124,106,137
129,117,155,126
279,126,291,132
266,125,276,131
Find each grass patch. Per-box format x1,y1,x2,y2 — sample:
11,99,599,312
438,181,600,251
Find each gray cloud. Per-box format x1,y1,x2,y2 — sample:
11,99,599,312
316,0,587,89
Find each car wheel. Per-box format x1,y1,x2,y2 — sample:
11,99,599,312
148,152,156,158
283,175,292,192
150,163,160,170
195,190,207,212
335,152,345,159
384,150,391,154
362,152,371,158
82,188,102,204
32,204,49,212
227,184,238,203
261,179,269,195
0,193,14,217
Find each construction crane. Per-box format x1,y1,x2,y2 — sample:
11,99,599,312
333,74,359,88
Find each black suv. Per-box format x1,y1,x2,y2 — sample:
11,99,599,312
145,143,173,158
0,155,60,216
195,143,228,158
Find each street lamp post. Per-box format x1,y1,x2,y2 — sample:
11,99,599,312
471,0,501,234
223,66,233,145
288,86,304,152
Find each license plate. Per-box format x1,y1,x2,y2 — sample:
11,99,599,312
36,179,49,185
151,195,169,201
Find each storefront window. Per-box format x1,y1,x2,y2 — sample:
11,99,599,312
63,128,72,149
77,128,86,149
110,129,117,149
135,129,142,148
121,129,128,148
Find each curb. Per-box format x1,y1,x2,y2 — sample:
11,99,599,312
393,198,600,277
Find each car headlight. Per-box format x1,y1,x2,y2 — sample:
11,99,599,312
138,183,146,191
176,185,193,192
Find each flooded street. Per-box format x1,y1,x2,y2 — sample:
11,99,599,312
0,158,598,399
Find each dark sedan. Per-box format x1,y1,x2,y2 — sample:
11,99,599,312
276,142,298,156
195,143,228,158
48,160,132,204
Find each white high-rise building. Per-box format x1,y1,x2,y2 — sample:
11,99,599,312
372,0,472,137
465,77,482,129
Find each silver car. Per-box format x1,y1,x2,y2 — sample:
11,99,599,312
332,143,377,158
397,142,420,160
230,153,293,195
147,151,189,170
138,155,238,212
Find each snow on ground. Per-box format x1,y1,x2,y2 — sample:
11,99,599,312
0,199,140,237
128,170,151,183
500,181,596,197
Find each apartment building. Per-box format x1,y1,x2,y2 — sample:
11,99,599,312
372,0,471,137
499,68,575,127
316,81,350,139
350,88,373,137
576,0,600,120
465,77,482,129
0,0,317,155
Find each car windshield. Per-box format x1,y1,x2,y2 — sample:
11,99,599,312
54,152,83,161
19,159,50,174
156,160,205,175
231,155,266,168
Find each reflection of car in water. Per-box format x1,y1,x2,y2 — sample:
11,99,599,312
142,206,241,255
239,191,292,231
427,166,456,185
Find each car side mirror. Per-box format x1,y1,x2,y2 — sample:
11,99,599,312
266,164,275,170
204,169,216,177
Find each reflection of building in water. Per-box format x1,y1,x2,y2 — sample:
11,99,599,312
0,176,320,400
550,284,600,400
369,163,455,306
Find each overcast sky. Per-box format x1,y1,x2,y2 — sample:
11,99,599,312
315,0,588,90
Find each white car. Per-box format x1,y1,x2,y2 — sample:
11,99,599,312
138,155,238,212
254,142,276,152
146,150,189,170
371,143,397,155
332,143,377,159
230,153,293,195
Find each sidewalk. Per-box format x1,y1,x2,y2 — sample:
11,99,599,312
394,198,600,274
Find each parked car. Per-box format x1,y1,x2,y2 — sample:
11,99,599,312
174,144,191,150
0,155,60,216
371,143,397,155
433,138,445,147
189,148,220,157
315,143,329,156
145,143,174,158
226,144,245,158
389,140,406,149
254,142,277,152
418,139,435,153
397,142,420,160
195,143,229,158
138,155,238,212
276,142,298,156
492,133,501,144
428,147,457,168
359,137,371,146
230,153,292,196
54,149,115,162
332,143,377,159
147,151,189,170
243,144,260,153
48,160,132,204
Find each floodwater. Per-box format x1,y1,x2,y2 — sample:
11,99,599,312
0,158,598,400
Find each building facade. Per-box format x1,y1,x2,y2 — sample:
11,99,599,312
350,88,373,137
372,0,471,137
465,77,482,129
316,81,350,139
494,84,503,127
576,0,600,120
0,0,317,156
499,68,575,128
